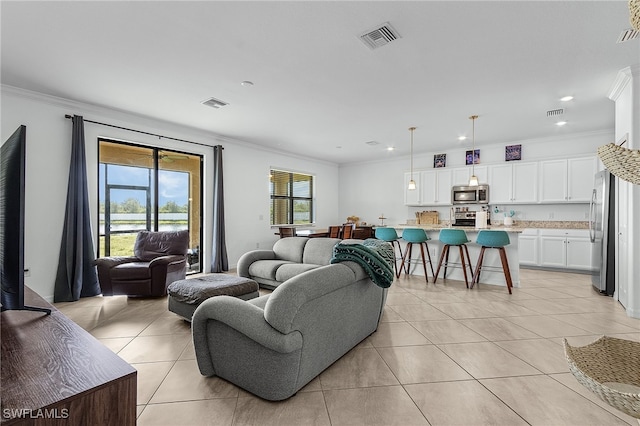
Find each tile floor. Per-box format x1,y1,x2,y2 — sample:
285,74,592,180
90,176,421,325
55,269,640,425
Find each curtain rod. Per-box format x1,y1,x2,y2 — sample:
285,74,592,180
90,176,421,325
64,114,222,149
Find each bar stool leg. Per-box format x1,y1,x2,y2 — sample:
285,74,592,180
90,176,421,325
463,244,475,280
423,242,435,279
498,247,513,294
418,242,429,282
443,246,451,279
471,246,487,289
401,243,413,276
458,245,470,288
433,244,449,284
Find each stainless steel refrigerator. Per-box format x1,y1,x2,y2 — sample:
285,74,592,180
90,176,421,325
589,170,615,295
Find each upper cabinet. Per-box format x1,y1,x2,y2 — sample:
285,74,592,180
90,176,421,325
452,166,488,186
404,172,421,205
539,156,597,203
488,162,538,204
404,155,596,206
404,169,452,206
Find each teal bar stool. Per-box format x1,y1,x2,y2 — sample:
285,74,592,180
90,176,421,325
471,230,513,294
433,228,474,288
375,227,405,278
400,228,435,282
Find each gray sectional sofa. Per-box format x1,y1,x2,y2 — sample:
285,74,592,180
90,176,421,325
237,236,343,289
192,237,389,401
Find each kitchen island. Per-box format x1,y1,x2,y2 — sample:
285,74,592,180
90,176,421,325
392,224,524,290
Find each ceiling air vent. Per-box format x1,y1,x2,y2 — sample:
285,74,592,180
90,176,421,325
365,140,381,147
616,28,639,43
546,108,564,117
201,97,229,109
359,22,401,50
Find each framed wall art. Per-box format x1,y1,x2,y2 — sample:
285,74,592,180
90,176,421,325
465,149,480,165
434,153,446,168
505,144,522,161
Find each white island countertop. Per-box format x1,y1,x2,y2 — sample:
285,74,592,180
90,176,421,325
393,224,525,233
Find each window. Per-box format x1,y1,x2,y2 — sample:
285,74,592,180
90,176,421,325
98,139,203,273
270,169,314,225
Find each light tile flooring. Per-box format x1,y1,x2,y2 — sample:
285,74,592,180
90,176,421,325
54,269,640,425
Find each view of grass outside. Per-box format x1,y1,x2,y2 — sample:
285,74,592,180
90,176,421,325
99,233,138,257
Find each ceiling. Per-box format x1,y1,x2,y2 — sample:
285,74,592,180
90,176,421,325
1,1,638,164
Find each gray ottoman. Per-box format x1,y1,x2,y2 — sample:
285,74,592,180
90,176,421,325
167,275,259,321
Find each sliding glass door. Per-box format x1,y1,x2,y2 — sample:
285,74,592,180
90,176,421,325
98,140,203,273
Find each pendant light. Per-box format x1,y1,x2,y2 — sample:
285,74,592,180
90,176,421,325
469,115,479,186
407,127,417,190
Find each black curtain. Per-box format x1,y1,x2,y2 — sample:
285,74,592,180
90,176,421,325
211,145,228,272
54,115,100,302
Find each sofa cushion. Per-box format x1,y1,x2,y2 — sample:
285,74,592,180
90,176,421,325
110,262,152,280
275,263,321,283
272,237,309,263
302,238,341,266
248,260,294,280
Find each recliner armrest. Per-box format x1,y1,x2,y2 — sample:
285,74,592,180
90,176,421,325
236,250,277,277
148,254,186,267
94,256,139,268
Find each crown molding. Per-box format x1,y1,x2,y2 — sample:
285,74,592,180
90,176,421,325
1,84,338,167
608,64,640,101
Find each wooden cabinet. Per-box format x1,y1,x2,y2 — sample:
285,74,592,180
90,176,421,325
489,162,538,204
1,287,137,425
539,156,597,203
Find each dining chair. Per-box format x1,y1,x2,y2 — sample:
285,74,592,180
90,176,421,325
278,227,296,238
328,226,341,238
341,223,355,239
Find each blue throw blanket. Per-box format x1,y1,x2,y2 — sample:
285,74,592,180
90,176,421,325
330,238,394,288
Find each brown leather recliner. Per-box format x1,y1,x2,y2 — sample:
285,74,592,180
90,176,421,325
95,230,189,297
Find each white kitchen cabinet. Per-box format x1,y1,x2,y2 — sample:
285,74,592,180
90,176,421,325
452,166,488,186
404,172,421,205
518,229,539,266
539,156,597,203
432,169,452,205
489,162,538,204
405,169,452,206
539,229,592,270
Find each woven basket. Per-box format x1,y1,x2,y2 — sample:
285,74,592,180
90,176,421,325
631,0,640,31
597,143,640,186
563,336,640,419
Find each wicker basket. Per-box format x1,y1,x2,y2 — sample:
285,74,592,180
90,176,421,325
631,0,640,31
597,143,640,186
563,336,640,419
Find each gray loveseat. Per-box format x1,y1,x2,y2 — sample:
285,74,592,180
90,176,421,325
237,236,342,289
191,252,387,401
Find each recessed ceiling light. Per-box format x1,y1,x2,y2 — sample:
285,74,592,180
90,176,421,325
458,136,467,141
556,121,568,126
560,96,574,102
241,81,254,87
387,146,395,151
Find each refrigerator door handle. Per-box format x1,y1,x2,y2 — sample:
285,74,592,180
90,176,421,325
589,188,596,243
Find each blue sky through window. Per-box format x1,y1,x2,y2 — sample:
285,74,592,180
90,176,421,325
100,164,188,207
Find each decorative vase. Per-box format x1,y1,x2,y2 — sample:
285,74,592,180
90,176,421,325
503,217,513,227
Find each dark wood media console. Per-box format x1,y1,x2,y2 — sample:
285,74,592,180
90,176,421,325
1,286,136,425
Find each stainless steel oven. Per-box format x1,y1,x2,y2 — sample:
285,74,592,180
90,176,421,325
452,184,489,204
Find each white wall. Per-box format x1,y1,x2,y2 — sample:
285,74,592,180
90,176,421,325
1,86,340,301
609,64,640,318
339,131,612,226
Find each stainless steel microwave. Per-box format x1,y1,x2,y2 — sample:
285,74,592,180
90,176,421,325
452,184,489,204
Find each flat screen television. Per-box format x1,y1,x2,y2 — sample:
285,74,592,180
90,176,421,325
1,125,50,314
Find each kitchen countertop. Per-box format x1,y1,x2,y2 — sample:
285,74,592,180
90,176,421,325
395,220,589,231
394,224,526,233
